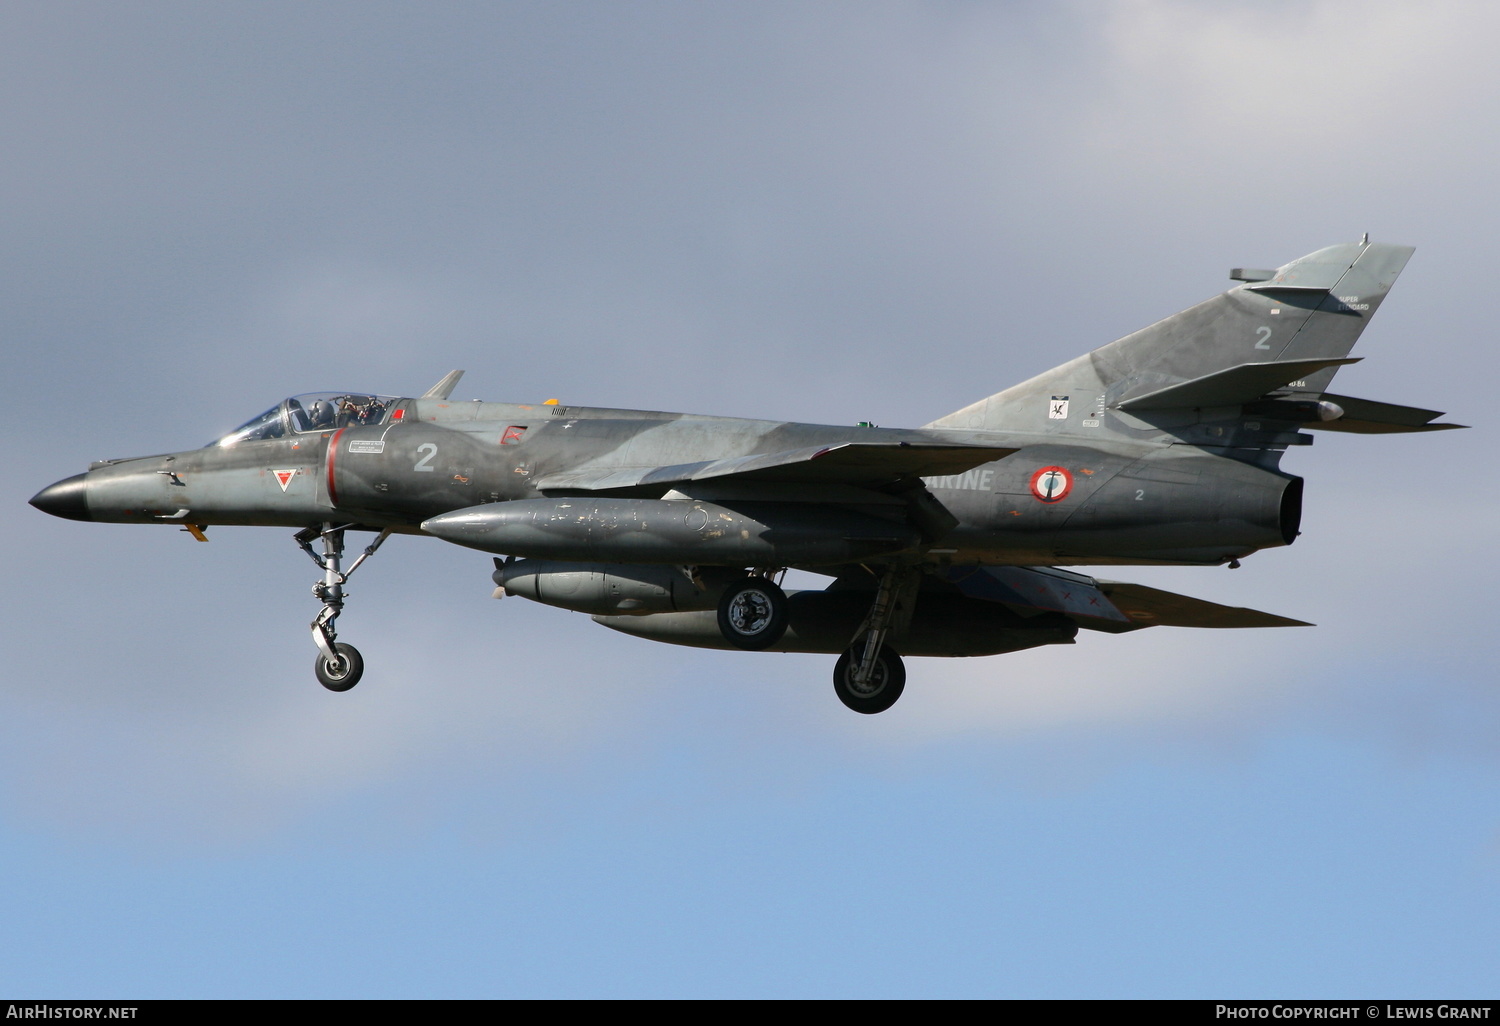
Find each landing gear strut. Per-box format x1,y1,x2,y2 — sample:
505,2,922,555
295,524,390,692
834,567,918,714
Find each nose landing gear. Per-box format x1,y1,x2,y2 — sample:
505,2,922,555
295,524,390,692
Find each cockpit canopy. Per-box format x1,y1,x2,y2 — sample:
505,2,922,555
212,392,403,447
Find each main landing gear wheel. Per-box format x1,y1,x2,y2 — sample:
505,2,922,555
717,576,789,651
833,643,906,714
315,642,364,692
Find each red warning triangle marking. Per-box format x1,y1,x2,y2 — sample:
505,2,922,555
273,470,295,491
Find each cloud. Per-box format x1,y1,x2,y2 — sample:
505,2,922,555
1076,0,1500,187
4,3,1493,850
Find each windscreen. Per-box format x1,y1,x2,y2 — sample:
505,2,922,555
211,392,401,446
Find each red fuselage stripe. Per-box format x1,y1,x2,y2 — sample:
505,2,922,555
326,428,344,506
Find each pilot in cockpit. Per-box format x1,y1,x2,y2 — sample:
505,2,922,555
308,399,337,429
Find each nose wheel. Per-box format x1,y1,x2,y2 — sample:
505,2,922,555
315,642,364,692
296,524,390,692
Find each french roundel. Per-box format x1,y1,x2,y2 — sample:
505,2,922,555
1029,466,1073,503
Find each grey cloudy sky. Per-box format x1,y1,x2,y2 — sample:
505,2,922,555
4,1,1497,997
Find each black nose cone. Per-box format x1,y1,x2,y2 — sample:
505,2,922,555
30,473,91,521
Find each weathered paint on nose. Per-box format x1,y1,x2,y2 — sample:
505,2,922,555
29,473,91,522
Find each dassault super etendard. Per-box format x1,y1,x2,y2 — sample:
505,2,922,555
32,240,1463,713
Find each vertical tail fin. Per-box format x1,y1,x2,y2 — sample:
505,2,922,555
928,240,1414,433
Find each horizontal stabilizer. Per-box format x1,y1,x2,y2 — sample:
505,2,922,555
1308,393,1468,434
938,565,1306,630
535,442,1016,493
937,565,1131,623
1094,580,1312,629
1118,358,1360,412
1244,283,1332,297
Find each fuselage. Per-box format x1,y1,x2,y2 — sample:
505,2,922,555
34,393,1301,569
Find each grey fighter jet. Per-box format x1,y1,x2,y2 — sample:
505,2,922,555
31,239,1463,713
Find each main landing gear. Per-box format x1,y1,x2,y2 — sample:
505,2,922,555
713,565,916,715
295,523,391,692
716,574,789,651
833,643,905,714
833,567,917,714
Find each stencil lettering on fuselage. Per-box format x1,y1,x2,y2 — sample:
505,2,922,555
923,468,996,492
